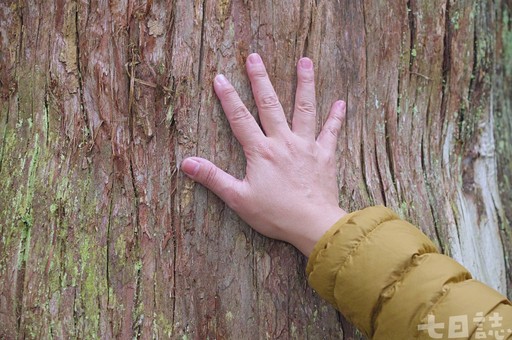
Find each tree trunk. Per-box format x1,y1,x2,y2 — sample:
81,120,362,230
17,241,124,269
0,0,510,339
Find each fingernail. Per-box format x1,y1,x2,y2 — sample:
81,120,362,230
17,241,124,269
299,58,313,70
337,100,346,110
248,53,262,64
181,158,200,176
215,74,229,86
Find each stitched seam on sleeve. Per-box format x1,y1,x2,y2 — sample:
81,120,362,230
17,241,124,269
369,251,431,335
416,276,473,338
308,208,396,276
324,216,396,314
424,275,473,314
307,226,343,277
308,212,397,299
333,216,394,278
467,305,498,340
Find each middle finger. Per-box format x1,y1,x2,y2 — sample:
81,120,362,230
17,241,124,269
246,53,290,137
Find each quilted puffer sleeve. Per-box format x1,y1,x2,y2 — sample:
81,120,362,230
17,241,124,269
306,206,512,339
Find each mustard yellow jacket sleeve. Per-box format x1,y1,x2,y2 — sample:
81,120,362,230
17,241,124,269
306,206,512,339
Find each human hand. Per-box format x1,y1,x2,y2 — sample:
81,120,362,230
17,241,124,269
181,53,347,256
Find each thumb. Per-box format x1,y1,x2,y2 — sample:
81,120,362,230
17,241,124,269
181,157,241,206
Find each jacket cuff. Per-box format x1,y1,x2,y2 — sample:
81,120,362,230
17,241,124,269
305,205,438,336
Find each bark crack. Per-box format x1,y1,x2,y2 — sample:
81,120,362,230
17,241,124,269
106,165,114,332
385,99,397,193
407,0,416,78
169,162,178,335
197,0,207,83
429,198,445,254
301,0,314,57
171,175,177,332
440,0,452,133
75,0,91,145
73,285,79,337
361,0,372,204
468,3,478,109
0,95,9,173
32,5,42,124
14,3,23,128
195,0,207,154
251,234,259,326
125,11,143,337
360,134,372,203
130,159,143,339
375,141,387,206
15,220,30,335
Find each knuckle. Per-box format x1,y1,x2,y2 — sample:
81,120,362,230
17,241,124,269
327,125,340,138
259,94,281,110
221,85,238,97
230,105,251,123
204,166,219,188
299,72,315,84
248,66,267,79
283,138,296,153
258,144,275,160
328,115,344,135
332,113,343,124
247,141,275,160
324,116,342,138
296,100,316,116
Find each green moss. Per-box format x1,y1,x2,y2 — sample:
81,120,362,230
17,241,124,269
77,234,108,337
13,134,40,270
155,312,174,337
49,203,58,215
474,3,493,70
358,180,373,205
56,176,69,201
79,237,91,273
290,322,297,337
132,259,144,336
114,233,126,258
217,0,231,28
398,201,409,219
158,62,166,75
451,11,461,30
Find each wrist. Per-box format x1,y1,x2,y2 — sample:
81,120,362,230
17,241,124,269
292,206,347,257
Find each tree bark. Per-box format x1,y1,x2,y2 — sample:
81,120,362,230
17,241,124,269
0,0,510,339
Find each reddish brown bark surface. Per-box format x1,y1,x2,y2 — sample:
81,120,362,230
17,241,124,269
0,1,511,339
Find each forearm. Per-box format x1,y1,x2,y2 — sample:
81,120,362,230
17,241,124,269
306,206,512,339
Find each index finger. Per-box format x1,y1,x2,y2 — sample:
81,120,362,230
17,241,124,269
214,74,265,147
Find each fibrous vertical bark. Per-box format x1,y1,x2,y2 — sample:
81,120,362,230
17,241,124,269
0,1,510,339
